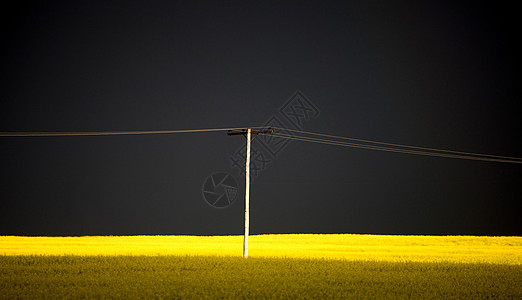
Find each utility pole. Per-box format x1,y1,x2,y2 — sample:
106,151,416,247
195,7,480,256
228,128,273,258
244,128,250,258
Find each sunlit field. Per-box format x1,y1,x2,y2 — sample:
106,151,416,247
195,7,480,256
2,234,521,264
1,234,521,298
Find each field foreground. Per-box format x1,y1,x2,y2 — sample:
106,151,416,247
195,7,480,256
1,234,521,299
1,255,521,299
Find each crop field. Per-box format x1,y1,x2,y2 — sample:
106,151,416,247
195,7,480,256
1,234,521,298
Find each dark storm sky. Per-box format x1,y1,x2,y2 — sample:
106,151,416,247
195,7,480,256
1,1,520,236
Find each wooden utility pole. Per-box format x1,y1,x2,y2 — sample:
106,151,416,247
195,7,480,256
244,128,251,258
228,128,273,258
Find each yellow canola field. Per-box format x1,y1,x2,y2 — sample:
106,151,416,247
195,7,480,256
1,234,521,265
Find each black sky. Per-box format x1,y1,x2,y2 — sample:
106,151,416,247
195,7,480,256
1,1,520,236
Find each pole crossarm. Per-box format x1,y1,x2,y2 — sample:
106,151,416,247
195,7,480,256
227,128,273,136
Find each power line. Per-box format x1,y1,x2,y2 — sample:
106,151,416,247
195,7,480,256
0,126,269,137
271,127,522,162
264,132,522,164
2,125,520,164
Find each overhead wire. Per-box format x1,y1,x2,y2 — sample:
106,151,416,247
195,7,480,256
271,127,522,162
261,130,522,164
0,126,270,137
1,125,520,164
